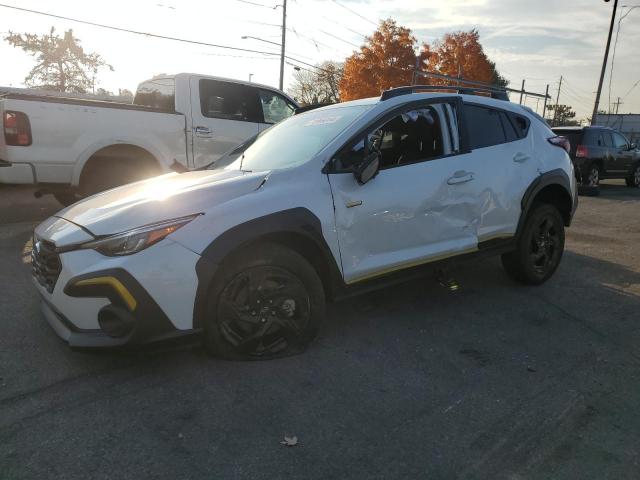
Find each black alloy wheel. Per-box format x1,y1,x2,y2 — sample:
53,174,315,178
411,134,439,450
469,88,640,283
204,243,325,360
528,215,561,278
501,203,565,285
217,266,311,357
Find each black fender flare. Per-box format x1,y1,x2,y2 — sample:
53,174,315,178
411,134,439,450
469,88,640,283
516,168,576,238
192,208,343,330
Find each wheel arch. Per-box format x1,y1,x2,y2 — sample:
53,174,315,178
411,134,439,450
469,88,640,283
71,140,168,186
517,169,575,237
192,208,344,330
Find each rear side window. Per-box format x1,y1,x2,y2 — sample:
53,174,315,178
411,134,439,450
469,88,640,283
555,130,584,148
464,104,506,149
510,114,530,138
133,78,176,112
500,112,519,142
582,130,599,146
199,79,260,122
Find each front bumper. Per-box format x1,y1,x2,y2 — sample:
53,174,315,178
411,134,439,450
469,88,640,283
33,222,203,348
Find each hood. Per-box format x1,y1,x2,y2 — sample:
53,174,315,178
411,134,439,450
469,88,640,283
57,169,268,236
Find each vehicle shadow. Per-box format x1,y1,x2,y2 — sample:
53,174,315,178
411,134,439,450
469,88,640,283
321,249,640,354
595,180,640,201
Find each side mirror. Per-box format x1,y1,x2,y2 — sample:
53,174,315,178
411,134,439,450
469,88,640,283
630,143,637,151
353,151,380,185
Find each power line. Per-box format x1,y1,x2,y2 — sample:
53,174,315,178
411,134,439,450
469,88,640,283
622,79,640,99
608,5,640,113
234,0,278,8
329,0,377,26
318,15,367,38
0,2,316,74
318,29,360,48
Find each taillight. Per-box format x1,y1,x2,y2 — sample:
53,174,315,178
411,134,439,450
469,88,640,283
575,145,588,158
548,135,570,154
3,111,32,146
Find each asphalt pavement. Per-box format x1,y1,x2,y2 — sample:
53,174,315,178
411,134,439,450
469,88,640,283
1,182,639,479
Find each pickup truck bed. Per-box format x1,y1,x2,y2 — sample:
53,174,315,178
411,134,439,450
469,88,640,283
0,92,187,186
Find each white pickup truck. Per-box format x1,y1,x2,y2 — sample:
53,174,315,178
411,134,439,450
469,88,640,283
0,73,298,205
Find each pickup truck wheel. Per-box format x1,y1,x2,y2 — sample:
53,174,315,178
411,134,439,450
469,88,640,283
203,243,325,360
501,204,565,285
80,156,159,197
625,164,640,188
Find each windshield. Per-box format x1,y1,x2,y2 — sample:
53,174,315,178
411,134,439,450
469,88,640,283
228,104,372,172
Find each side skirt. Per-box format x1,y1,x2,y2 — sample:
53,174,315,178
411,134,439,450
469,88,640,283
330,237,516,302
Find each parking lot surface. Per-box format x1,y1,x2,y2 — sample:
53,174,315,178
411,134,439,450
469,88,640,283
1,182,639,479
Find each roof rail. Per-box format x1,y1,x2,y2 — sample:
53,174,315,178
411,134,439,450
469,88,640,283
380,85,510,102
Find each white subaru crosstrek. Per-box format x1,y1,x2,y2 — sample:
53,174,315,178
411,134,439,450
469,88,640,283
32,88,577,359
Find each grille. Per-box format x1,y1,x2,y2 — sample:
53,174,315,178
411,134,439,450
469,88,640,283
31,237,62,293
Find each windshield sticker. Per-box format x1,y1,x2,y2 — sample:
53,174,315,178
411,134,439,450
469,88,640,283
304,115,343,127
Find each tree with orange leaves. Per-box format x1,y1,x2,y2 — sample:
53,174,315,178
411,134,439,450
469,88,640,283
339,19,417,101
340,21,507,101
422,30,508,87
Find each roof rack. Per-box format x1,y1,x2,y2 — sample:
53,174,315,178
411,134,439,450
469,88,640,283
380,85,510,102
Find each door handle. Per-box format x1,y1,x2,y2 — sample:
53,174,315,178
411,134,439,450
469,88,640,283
447,171,474,185
513,152,530,163
194,126,213,137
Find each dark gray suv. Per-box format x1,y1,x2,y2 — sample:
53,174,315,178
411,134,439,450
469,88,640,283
552,126,639,188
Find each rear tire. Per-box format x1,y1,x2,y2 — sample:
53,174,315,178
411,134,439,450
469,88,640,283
583,163,600,187
203,243,325,360
625,163,640,188
502,204,565,285
80,156,160,197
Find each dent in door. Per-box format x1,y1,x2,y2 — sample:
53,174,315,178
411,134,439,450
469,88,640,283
333,168,479,281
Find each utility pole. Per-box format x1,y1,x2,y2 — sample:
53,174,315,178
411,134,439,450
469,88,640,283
552,75,563,127
279,0,287,91
591,0,619,125
613,96,623,114
412,57,420,85
543,84,550,119
519,79,525,104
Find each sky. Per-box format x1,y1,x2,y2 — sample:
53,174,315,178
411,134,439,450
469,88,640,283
0,0,639,120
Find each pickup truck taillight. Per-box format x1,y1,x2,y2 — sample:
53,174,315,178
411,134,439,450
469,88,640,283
3,111,32,146
548,135,570,154
575,145,589,158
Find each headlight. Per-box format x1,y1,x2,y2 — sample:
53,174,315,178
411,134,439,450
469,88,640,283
65,214,200,256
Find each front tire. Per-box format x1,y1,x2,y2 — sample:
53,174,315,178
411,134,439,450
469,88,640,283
203,243,325,360
502,204,565,285
625,163,640,188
